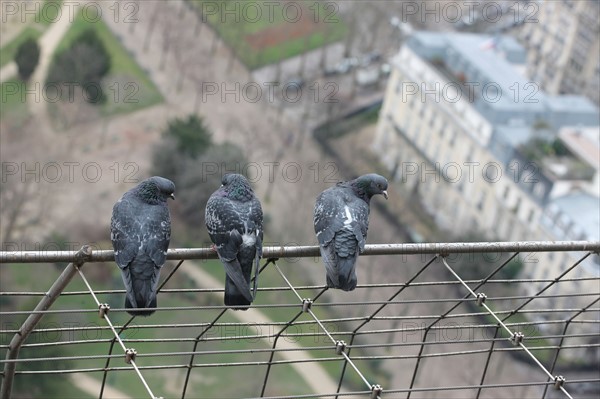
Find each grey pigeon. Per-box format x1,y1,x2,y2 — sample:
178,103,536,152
206,174,263,310
314,174,388,291
111,176,175,316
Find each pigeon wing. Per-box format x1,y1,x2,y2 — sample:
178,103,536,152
347,196,369,252
314,187,371,290
206,194,253,302
143,204,171,302
143,205,171,266
110,197,139,268
110,196,142,308
315,187,367,248
249,197,264,257
247,196,263,298
314,188,346,246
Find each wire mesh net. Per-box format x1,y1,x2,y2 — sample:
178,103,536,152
1,242,599,399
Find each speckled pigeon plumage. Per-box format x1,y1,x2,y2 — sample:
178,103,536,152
206,174,263,310
110,176,175,316
314,174,388,291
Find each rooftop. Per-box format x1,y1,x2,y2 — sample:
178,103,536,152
559,126,600,170
406,32,600,128
549,192,600,241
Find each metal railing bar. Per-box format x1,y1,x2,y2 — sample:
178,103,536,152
336,255,440,397
76,266,157,399
6,341,597,365
259,377,596,398
271,261,377,394
542,296,600,399
0,243,597,399
8,330,598,352
0,245,93,399
441,257,574,399
2,241,597,263
181,258,273,399
260,287,328,397
3,293,599,316
3,276,597,296
499,252,594,324
407,252,521,398
476,326,500,399
3,317,597,339
99,258,186,399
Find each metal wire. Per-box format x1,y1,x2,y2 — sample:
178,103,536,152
3,276,597,297
75,265,157,399
1,242,598,399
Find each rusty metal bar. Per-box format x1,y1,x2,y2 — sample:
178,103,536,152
0,246,93,399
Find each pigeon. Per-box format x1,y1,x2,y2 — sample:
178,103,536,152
314,174,388,291
206,174,263,310
110,176,175,316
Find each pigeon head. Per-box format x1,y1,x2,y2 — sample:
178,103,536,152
351,174,388,201
136,176,176,204
221,173,254,201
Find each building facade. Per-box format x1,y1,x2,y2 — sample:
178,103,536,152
518,0,600,105
373,32,599,327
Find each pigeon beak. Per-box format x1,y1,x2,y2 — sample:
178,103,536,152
382,190,388,200
169,193,175,200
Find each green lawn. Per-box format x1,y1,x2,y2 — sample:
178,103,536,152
37,0,64,27
52,10,163,116
0,79,29,123
188,0,347,69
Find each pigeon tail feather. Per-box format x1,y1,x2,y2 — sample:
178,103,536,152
335,256,358,291
321,243,358,291
224,276,251,310
222,259,253,303
125,295,157,316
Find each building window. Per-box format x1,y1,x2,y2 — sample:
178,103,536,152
527,209,535,223
514,197,522,215
477,191,486,210
533,183,546,199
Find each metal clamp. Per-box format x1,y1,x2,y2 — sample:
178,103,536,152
335,340,346,355
302,299,312,312
98,304,110,319
475,293,487,306
370,384,383,398
553,375,566,390
125,348,137,364
510,332,524,346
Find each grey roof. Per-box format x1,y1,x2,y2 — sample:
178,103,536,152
550,192,600,241
406,32,599,128
492,124,536,147
546,96,600,128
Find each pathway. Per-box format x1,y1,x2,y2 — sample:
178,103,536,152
28,1,86,119
70,374,131,399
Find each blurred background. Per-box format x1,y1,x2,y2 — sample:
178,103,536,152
1,0,599,398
